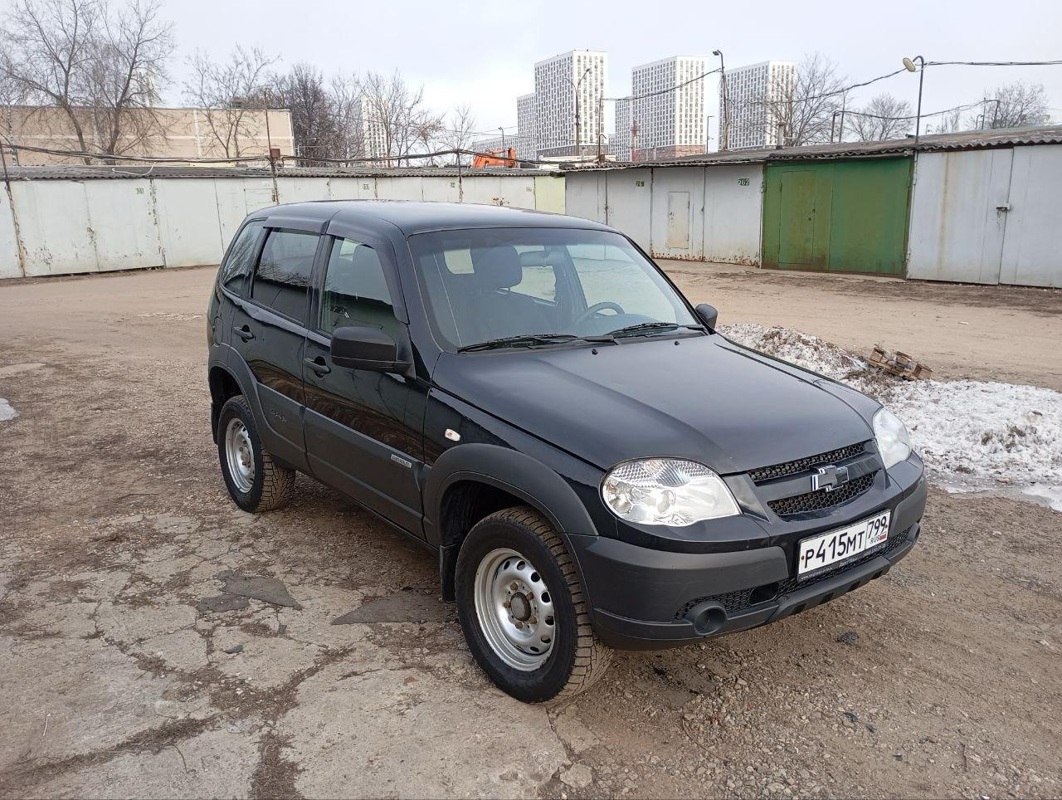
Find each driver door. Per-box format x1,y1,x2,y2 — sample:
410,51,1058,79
302,234,425,537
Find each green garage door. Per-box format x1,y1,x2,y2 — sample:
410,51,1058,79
762,158,912,276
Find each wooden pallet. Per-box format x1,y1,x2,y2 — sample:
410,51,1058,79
869,346,933,380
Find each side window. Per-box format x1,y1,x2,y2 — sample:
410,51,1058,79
320,238,398,337
220,220,264,296
250,230,319,321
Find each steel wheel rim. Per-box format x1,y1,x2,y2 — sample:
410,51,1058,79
224,417,255,494
473,547,556,671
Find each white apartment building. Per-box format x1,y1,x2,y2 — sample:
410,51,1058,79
630,56,708,159
612,97,632,160
517,93,536,157
354,94,389,162
533,50,607,157
724,61,797,150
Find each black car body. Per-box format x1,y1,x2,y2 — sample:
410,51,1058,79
207,201,926,702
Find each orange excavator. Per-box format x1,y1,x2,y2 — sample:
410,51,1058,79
472,147,518,168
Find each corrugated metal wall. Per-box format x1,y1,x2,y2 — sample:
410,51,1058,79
564,163,764,264
908,145,1062,287
762,159,911,275
0,173,565,278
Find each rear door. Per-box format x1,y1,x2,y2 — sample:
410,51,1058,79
231,227,324,470
302,231,425,537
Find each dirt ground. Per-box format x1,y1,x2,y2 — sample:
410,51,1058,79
0,263,1060,799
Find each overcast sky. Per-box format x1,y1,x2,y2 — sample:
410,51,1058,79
19,0,1062,142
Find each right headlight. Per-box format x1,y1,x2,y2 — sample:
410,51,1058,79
601,458,741,526
873,407,913,470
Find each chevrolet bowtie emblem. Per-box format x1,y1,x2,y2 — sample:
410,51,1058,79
811,464,850,492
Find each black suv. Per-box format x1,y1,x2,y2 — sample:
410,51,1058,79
207,201,926,702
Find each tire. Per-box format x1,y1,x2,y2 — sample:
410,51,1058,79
455,506,613,703
216,395,295,513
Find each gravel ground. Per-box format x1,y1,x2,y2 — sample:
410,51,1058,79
0,264,1060,799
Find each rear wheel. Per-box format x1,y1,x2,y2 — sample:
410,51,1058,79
455,506,612,702
217,395,295,512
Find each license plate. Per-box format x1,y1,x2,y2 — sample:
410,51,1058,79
797,511,891,579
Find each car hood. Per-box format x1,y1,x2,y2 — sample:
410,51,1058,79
432,334,876,474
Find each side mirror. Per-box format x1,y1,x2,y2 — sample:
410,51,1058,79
694,303,719,332
330,326,411,372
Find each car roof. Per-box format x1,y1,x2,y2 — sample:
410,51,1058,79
256,200,614,236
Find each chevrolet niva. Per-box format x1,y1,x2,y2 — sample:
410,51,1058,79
207,201,926,702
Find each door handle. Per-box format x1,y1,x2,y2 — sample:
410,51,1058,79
233,325,255,342
305,356,331,376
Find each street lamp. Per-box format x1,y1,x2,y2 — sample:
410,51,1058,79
568,66,592,158
713,49,728,150
499,126,506,150
902,55,925,144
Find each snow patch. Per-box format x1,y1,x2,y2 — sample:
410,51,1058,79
720,323,1062,512
0,398,18,422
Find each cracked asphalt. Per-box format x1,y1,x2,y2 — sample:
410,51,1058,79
1,264,1060,799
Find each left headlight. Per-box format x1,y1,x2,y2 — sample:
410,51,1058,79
601,458,741,526
873,408,913,469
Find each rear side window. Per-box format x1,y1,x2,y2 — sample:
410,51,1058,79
319,238,398,337
220,221,264,295
251,230,319,321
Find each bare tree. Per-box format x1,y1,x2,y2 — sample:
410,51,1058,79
329,73,363,162
274,63,342,165
849,93,913,142
183,45,278,158
433,104,477,165
979,82,1050,129
732,53,846,148
361,70,444,166
0,0,174,163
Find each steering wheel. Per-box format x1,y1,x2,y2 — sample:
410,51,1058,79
572,301,625,327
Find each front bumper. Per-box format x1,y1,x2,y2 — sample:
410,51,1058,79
569,473,927,650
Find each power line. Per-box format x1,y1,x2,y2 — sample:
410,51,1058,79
926,59,1062,67
605,66,722,102
843,99,986,122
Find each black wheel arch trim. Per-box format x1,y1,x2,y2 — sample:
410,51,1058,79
208,347,264,441
423,443,600,601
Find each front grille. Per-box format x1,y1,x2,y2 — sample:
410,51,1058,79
748,442,868,484
767,472,875,517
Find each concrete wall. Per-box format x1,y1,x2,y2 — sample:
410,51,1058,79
564,163,764,265
0,173,566,278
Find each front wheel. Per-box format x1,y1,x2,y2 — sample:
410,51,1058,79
455,506,613,702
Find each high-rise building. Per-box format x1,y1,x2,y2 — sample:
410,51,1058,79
723,61,797,150
517,93,536,157
354,95,389,162
533,50,607,157
629,56,708,160
612,97,632,160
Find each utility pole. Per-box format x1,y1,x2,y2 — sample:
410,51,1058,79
902,55,926,144
713,49,728,150
597,93,605,162
570,66,592,159
499,127,506,149
631,119,639,161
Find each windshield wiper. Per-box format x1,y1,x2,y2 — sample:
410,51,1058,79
606,322,704,339
458,333,615,353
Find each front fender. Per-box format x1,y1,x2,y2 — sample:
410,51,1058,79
423,443,602,602
423,443,600,545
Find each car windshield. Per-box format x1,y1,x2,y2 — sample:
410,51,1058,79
409,227,701,351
